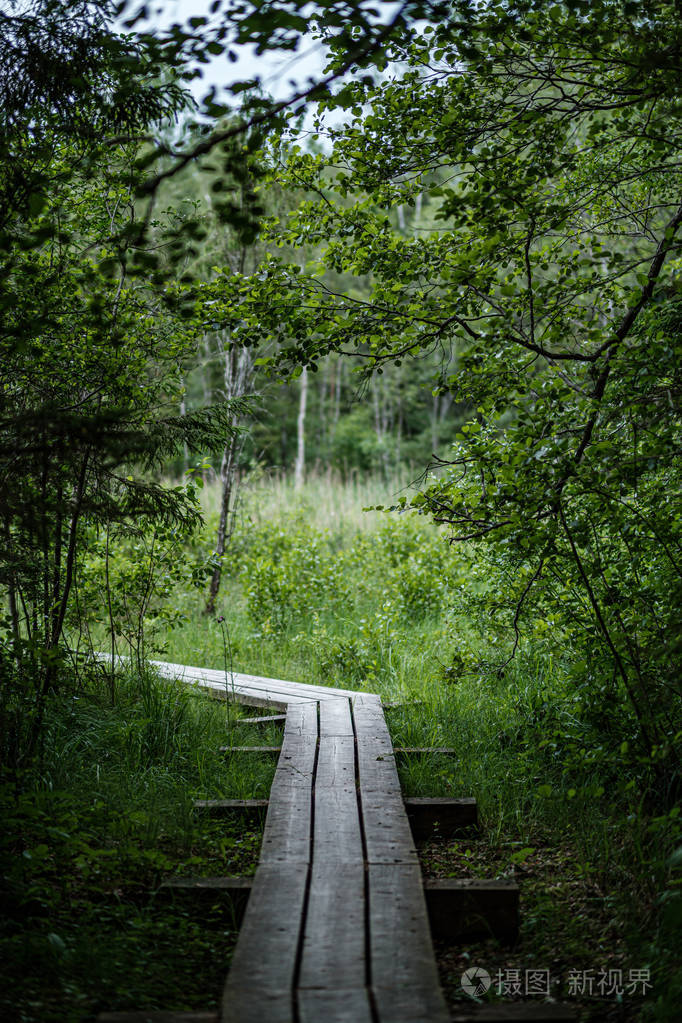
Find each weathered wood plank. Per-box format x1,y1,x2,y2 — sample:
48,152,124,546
260,704,317,865
351,692,390,739
315,733,355,785
283,699,318,738
355,736,402,795
260,784,312,864
394,747,457,756
240,713,287,725
219,745,282,755
298,862,366,992
353,696,450,1021
424,878,520,944
405,796,478,839
97,1014,218,1023
361,793,419,864
298,988,373,1023
152,660,358,704
318,696,353,736
159,876,252,893
314,767,363,863
353,697,418,864
223,987,293,1023
369,863,450,1023
222,863,308,1023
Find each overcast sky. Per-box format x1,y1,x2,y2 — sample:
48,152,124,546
141,0,332,103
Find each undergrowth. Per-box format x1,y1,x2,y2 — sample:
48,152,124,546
0,665,275,1022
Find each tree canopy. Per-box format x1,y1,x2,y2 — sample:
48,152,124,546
200,0,682,775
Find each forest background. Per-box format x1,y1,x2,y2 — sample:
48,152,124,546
1,1,681,1020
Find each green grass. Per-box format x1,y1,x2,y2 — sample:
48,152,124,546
0,666,274,1022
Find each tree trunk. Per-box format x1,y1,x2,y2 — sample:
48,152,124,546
179,376,189,472
294,365,308,490
206,342,252,614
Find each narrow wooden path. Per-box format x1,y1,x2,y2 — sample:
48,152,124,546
152,661,450,1023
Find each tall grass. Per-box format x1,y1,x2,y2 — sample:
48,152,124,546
0,662,277,1022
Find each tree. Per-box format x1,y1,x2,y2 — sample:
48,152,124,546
0,2,251,759
208,0,682,781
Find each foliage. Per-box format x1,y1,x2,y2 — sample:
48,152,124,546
0,662,270,1022
208,510,457,638
0,4,256,760
202,0,682,783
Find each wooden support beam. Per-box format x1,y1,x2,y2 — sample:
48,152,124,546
404,797,478,840
193,798,268,822
240,714,287,725
451,1005,577,1021
394,747,457,756
423,878,519,945
97,1014,218,1022
157,877,253,926
219,745,282,755
195,796,479,840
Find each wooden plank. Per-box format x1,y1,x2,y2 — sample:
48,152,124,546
283,699,318,738
159,876,252,893
260,703,317,865
361,793,419,864
314,759,363,863
240,713,287,725
298,988,373,1023
424,878,519,944
223,987,293,1023
319,696,353,736
404,796,478,840
297,696,367,1008
357,747,403,798
353,715,415,864
315,698,360,861
394,747,457,756
369,863,450,1023
353,697,450,1021
219,745,282,755
152,660,359,703
315,734,355,787
260,780,313,865
222,863,308,1023
351,692,390,739
298,862,366,991
193,798,268,820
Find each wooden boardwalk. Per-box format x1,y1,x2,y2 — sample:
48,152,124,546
152,661,450,1023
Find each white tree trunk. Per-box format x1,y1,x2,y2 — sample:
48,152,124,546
294,365,308,489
